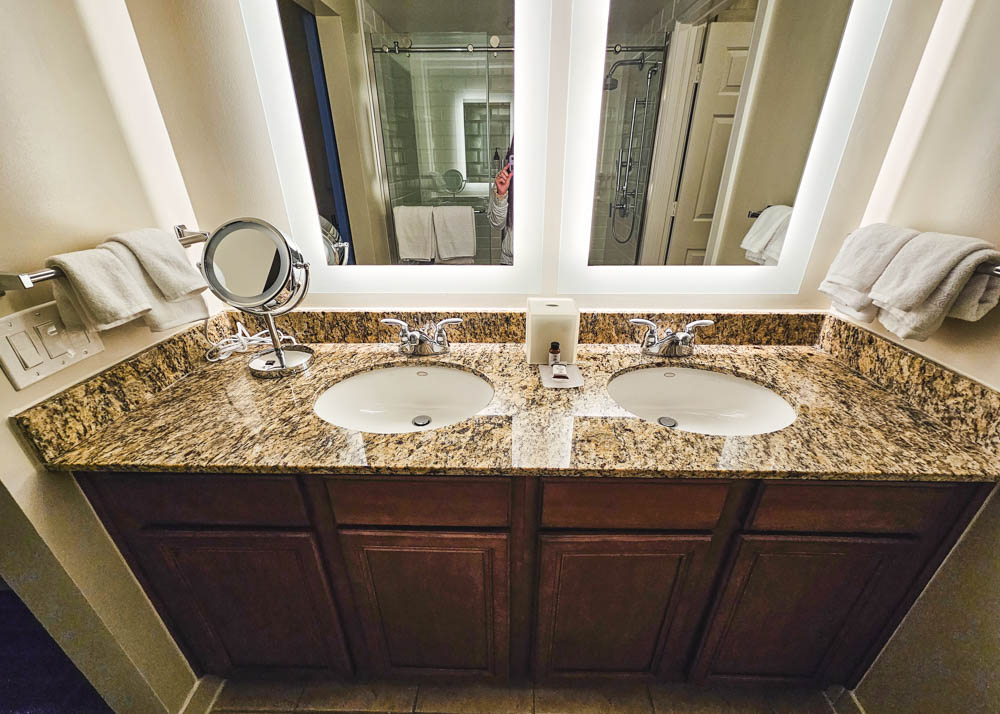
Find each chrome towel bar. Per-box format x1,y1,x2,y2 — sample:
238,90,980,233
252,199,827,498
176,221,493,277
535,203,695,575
0,226,208,297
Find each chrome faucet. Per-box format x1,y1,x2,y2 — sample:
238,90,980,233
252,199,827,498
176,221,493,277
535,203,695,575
381,317,463,356
629,318,714,357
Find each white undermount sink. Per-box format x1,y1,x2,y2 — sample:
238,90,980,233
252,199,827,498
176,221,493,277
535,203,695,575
314,365,494,434
607,366,796,436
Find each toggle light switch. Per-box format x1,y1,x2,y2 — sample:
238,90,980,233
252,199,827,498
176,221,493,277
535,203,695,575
7,331,43,369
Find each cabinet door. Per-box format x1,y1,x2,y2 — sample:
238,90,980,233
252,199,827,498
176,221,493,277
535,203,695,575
534,534,714,680
692,534,917,686
340,530,509,678
131,529,352,676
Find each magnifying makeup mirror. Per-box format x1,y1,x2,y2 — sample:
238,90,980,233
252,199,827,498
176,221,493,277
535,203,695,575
200,218,313,378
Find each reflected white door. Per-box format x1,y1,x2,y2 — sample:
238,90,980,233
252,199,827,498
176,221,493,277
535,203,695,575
665,21,752,265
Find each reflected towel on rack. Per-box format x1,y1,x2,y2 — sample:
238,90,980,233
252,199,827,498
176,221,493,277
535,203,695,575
819,223,919,322
107,228,206,301
102,241,208,332
870,232,1000,340
432,206,477,261
393,206,435,261
46,249,151,331
740,205,792,265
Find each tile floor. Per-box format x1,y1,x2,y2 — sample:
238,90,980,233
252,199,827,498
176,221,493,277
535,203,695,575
213,678,836,714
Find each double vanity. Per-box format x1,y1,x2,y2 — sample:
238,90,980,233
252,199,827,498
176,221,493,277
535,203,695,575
15,311,996,690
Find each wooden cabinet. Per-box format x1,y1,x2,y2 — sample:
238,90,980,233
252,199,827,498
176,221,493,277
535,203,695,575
78,472,990,688
131,529,352,676
534,534,713,680
339,530,510,678
692,534,917,686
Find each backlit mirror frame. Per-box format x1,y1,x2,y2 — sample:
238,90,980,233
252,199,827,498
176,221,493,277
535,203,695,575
556,0,893,295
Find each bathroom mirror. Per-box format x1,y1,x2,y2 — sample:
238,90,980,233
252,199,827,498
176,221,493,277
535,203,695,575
201,218,313,377
277,0,515,266
588,0,851,266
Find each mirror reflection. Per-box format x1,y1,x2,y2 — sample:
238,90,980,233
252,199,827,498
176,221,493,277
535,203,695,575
208,224,285,303
278,0,514,266
588,0,851,266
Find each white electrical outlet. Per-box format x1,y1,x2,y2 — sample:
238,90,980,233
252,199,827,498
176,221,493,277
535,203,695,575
0,302,104,390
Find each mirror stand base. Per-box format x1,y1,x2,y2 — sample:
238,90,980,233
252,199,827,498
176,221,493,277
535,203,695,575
248,345,314,379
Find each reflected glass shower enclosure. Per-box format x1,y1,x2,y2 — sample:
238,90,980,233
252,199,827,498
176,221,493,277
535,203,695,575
369,34,513,265
589,39,667,266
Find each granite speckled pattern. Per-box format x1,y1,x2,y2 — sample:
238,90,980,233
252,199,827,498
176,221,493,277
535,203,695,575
819,317,1000,456
14,313,232,465
32,340,997,481
234,310,826,346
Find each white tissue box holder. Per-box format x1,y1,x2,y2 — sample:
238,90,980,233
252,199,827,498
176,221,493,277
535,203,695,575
526,297,580,365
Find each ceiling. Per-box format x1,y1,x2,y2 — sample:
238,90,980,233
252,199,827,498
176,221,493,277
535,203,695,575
608,0,672,38
365,0,513,33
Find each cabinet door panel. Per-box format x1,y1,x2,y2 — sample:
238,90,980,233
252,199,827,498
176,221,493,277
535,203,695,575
131,530,351,676
534,534,713,680
340,530,509,678
693,534,916,686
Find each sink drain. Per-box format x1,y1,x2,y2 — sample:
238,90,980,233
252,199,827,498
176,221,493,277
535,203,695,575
657,416,678,428
412,415,432,427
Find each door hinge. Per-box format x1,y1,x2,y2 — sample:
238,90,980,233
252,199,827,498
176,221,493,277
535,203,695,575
668,201,678,217
693,63,703,83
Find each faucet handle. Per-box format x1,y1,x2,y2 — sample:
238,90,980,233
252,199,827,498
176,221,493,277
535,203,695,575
684,319,714,334
380,318,412,342
629,318,660,347
433,317,463,342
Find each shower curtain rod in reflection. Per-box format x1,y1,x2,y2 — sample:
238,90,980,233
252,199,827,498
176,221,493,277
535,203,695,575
371,43,666,54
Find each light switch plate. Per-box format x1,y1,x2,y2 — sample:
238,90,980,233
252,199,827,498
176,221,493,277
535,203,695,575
0,301,104,390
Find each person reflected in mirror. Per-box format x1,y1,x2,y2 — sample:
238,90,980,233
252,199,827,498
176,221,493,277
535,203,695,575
488,138,514,265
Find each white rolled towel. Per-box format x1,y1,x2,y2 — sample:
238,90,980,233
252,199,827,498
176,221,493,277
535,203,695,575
819,223,919,322
870,232,1000,340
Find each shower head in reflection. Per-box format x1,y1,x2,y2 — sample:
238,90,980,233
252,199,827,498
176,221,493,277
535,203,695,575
604,52,646,91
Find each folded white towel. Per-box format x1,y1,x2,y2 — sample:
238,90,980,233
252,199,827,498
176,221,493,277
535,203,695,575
741,205,792,265
819,223,919,322
46,248,151,331
432,205,477,261
102,241,209,332
393,206,435,261
107,228,206,302
870,232,1000,340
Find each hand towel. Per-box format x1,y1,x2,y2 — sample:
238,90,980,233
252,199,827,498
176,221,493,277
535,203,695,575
870,232,1000,340
432,206,477,261
740,205,792,264
393,206,435,261
760,212,792,265
46,248,151,331
107,228,206,302
819,223,919,322
102,241,209,332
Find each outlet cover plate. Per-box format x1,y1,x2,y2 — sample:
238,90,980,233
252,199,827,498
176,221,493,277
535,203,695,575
0,301,104,390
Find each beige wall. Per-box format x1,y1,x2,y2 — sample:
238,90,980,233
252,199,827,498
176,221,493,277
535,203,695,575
0,1,213,712
850,1,1000,711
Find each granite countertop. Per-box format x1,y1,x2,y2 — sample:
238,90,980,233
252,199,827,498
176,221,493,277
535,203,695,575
34,342,999,481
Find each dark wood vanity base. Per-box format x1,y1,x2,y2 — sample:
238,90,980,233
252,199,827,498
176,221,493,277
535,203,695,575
77,472,991,688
